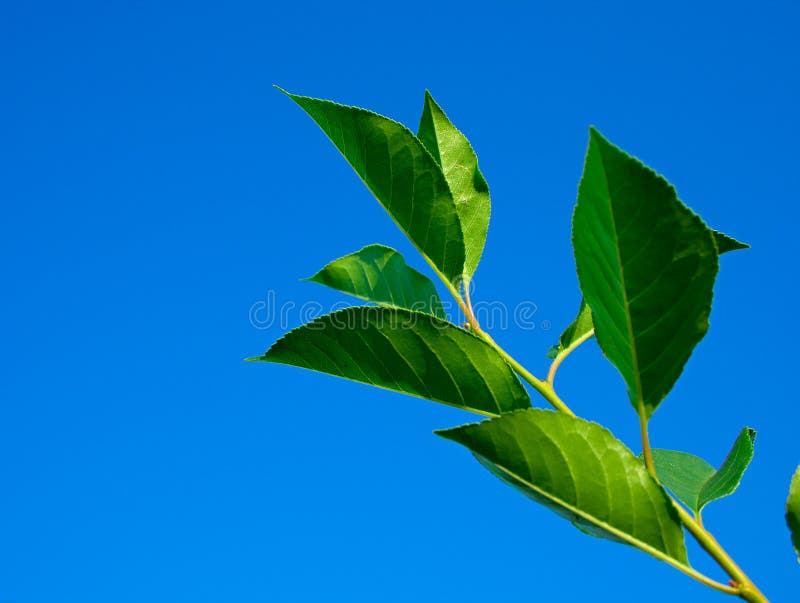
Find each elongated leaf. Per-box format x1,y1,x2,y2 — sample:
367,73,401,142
788,466,800,562
698,427,756,509
572,128,719,418
437,409,687,564
417,92,490,278
548,228,744,360
547,299,594,359
280,88,465,283
713,230,750,254
305,244,445,319
650,428,755,512
249,307,530,417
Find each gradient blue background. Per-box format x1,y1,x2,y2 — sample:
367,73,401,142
2,1,798,601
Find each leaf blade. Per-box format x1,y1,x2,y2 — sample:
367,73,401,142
280,89,465,283
650,427,756,513
713,230,750,254
251,307,530,417
650,449,715,511
306,244,446,319
417,92,490,277
698,427,756,510
437,409,688,564
571,128,719,418
547,298,594,359
787,465,800,563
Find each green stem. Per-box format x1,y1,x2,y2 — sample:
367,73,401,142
440,274,575,416
480,330,576,417
639,410,656,479
546,328,595,386
674,504,768,603
437,268,764,600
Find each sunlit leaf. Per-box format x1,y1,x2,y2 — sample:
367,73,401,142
280,88,465,283
250,307,530,417
437,409,688,564
572,128,718,418
787,465,800,563
417,91,490,278
305,244,445,318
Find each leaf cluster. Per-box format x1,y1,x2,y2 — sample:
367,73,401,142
253,88,796,601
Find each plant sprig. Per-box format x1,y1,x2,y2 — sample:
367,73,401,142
252,88,798,601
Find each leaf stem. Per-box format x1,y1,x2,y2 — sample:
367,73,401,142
673,504,768,602
546,328,595,386
435,262,764,600
462,277,480,330
435,271,575,416
479,330,576,417
639,410,656,479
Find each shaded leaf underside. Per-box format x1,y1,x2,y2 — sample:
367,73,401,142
651,428,756,513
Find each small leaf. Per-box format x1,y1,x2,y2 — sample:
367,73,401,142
417,91,490,278
572,128,719,419
713,230,750,254
698,427,756,509
788,465,800,563
650,427,756,513
280,88,465,284
250,307,530,417
547,299,594,358
649,450,714,511
305,244,446,319
437,409,688,564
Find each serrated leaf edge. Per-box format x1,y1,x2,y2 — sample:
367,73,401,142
249,306,528,417
436,409,689,568
574,126,719,419
278,86,467,285
301,243,445,319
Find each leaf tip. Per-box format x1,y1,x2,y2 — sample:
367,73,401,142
274,85,301,103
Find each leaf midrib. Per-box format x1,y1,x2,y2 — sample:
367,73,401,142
596,146,645,412
298,93,465,285
485,457,686,567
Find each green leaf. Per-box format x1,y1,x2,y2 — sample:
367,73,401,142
650,428,756,513
279,88,465,284
547,299,594,359
698,427,756,509
249,306,530,417
437,409,688,564
713,230,750,254
547,228,743,360
649,450,714,511
788,465,800,563
305,244,446,319
417,91,490,278
572,128,719,419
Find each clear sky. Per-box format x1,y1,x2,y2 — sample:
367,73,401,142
2,1,798,601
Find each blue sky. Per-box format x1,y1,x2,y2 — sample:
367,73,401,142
1,1,798,601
